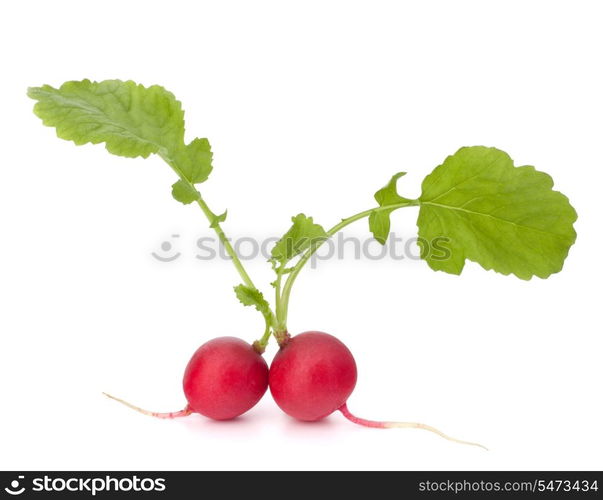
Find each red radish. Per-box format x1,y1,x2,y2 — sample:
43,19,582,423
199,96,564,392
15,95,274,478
269,331,486,449
104,336,269,420
269,331,357,421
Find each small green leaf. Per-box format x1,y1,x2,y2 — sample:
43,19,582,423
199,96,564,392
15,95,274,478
417,146,577,279
234,284,272,318
271,214,327,263
173,138,213,184
171,180,199,205
369,172,413,244
368,211,391,245
374,172,411,206
28,80,184,158
209,210,227,228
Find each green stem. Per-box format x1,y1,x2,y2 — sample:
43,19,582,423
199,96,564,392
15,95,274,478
162,153,279,349
253,314,274,353
195,192,282,349
194,196,255,289
278,200,419,329
162,152,257,290
274,275,282,325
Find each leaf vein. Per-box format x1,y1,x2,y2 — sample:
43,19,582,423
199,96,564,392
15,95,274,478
422,201,568,240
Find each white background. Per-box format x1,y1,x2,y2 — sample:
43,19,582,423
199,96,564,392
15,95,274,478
1,0,601,471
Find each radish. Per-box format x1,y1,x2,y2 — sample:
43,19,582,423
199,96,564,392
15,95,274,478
269,331,357,421
29,80,577,448
105,337,269,420
270,331,487,449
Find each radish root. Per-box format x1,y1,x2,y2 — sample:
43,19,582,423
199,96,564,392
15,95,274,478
102,392,192,419
339,403,487,450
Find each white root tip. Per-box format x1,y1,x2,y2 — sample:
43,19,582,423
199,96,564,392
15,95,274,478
102,392,192,419
385,421,488,450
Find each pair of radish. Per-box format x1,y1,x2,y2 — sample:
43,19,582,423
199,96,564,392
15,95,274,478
105,332,485,449
29,80,577,451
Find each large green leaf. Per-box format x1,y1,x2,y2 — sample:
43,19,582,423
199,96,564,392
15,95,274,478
28,80,184,158
28,80,214,206
417,146,577,279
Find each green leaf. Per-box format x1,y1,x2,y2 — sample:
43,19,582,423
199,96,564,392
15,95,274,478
234,285,272,318
369,172,413,244
209,210,227,228
172,137,213,184
28,80,215,205
368,212,390,245
374,172,412,206
171,180,199,205
417,146,577,279
28,80,184,158
271,214,328,263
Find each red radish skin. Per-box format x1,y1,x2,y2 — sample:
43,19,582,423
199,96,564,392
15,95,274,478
183,336,269,419
269,331,357,421
270,331,486,449
104,336,269,421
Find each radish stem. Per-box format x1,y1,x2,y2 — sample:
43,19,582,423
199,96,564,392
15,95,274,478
278,201,419,330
